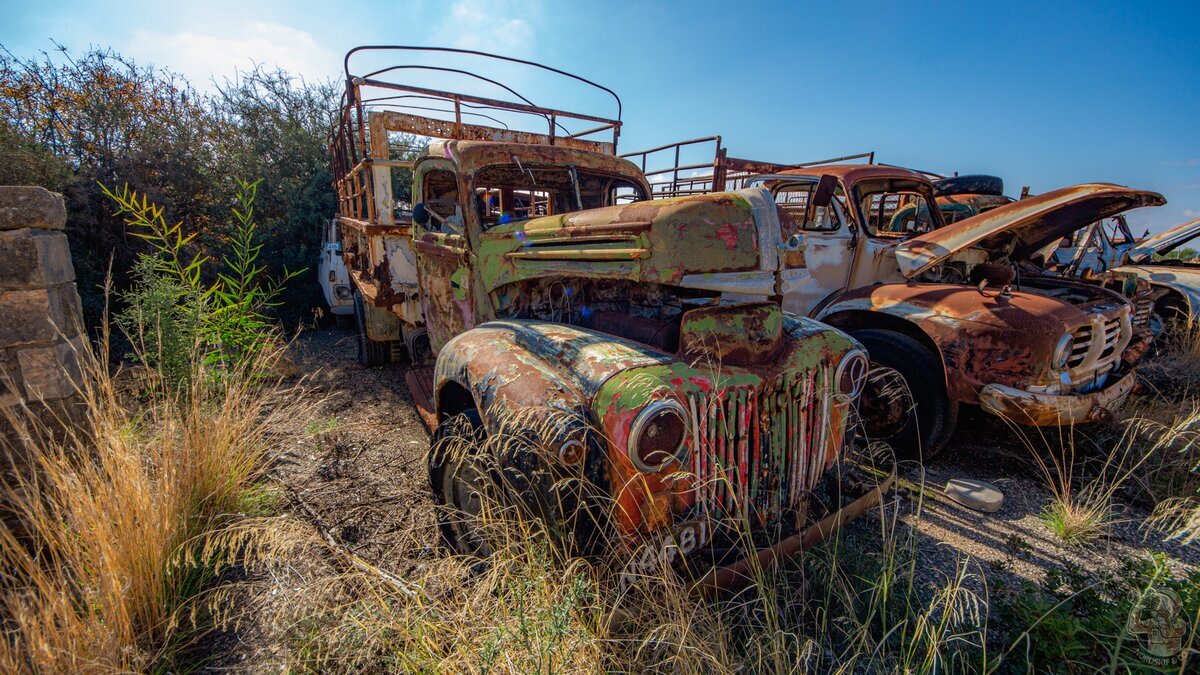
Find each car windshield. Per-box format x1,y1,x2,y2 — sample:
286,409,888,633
852,178,942,238
472,163,646,228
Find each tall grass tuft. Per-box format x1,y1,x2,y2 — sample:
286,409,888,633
0,331,303,672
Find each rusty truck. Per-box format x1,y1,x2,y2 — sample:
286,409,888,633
622,138,1159,459
329,47,889,592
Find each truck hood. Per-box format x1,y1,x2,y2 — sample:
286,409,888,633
1126,216,1200,263
895,184,1165,278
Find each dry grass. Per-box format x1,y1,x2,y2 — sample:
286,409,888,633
269,411,990,673
0,334,305,672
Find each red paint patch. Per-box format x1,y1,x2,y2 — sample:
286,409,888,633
715,222,741,249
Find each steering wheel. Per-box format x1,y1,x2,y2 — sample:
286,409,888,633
422,199,459,227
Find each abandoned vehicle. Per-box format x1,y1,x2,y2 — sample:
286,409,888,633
622,138,1158,459
329,47,890,590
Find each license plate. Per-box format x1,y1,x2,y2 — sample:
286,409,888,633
620,520,711,589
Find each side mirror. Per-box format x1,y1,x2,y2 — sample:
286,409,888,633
812,174,837,208
412,202,430,226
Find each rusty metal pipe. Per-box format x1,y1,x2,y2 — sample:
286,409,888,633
689,466,896,598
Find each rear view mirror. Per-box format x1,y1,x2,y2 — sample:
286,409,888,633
812,175,837,208
412,202,430,226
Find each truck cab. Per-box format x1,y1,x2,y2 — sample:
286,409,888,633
317,217,354,325
329,48,885,589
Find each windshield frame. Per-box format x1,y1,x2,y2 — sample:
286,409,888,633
468,161,649,230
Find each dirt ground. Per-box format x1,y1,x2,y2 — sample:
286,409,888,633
200,327,1199,670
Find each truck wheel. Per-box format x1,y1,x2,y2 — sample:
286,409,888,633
429,409,492,556
353,290,388,367
850,329,958,462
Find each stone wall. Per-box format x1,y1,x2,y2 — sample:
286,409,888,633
0,186,86,417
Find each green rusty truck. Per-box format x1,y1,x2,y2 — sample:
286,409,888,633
329,47,889,592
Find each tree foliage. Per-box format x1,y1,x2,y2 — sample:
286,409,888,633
0,44,337,327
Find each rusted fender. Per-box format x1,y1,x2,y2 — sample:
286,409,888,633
1116,263,1200,322
433,319,673,430
978,370,1137,426
817,283,1095,402
690,463,896,598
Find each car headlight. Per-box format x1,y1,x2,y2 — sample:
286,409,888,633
334,285,352,299
1052,332,1074,370
835,349,869,400
629,399,688,473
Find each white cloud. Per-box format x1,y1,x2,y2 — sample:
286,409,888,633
437,0,537,58
1185,209,1198,218
128,21,334,89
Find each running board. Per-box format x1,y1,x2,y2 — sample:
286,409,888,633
404,366,438,432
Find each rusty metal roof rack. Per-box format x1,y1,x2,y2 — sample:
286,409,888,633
620,136,874,198
331,45,624,226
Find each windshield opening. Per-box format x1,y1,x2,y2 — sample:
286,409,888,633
853,178,942,238
472,163,647,228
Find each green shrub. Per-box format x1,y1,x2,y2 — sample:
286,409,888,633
105,179,301,388
993,555,1199,673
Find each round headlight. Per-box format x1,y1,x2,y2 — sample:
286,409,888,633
836,349,869,400
335,285,353,299
629,399,688,473
1052,332,1074,370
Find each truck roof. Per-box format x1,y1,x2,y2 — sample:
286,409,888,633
773,164,935,186
427,140,648,183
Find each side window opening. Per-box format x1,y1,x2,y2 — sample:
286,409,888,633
862,190,935,238
421,168,462,233
772,183,841,235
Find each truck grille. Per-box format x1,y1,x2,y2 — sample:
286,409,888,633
1099,317,1122,359
685,368,835,526
1134,299,1153,328
1067,317,1124,369
1066,326,1093,369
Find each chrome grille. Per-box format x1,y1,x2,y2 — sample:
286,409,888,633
686,368,833,525
1066,326,1093,368
1099,317,1122,359
1134,299,1153,328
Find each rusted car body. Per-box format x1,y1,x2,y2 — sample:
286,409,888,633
923,192,1179,335
329,48,886,591
1104,217,1200,333
624,138,1158,457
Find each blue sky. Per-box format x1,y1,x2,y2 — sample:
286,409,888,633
2,0,1198,234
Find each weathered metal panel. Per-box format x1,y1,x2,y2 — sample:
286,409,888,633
896,184,1166,278
371,111,615,155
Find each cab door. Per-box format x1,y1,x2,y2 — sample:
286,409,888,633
412,161,476,353
772,179,856,316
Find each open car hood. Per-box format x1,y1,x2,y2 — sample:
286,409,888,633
894,183,1165,278
1126,216,1200,263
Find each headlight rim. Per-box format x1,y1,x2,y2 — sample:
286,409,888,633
1052,332,1075,370
628,398,689,473
835,348,870,400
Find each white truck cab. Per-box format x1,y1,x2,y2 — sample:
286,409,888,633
318,218,354,325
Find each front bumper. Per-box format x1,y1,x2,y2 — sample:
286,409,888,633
618,463,896,597
978,369,1137,426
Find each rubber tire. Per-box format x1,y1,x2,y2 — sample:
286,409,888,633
851,329,958,462
933,174,1004,198
429,409,488,555
353,290,388,367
